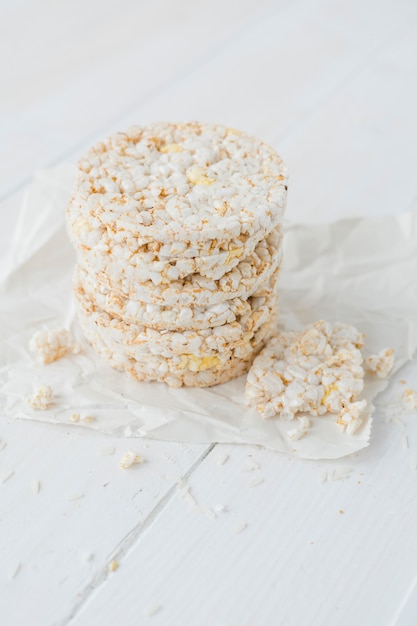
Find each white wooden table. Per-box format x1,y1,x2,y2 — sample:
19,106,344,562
1,1,417,624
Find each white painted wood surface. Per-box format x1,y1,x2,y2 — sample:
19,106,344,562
1,1,417,624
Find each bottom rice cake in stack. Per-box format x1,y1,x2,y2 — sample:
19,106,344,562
66,122,288,387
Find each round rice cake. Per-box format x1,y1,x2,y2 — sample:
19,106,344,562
76,264,247,330
67,215,282,284
66,207,273,284
78,302,276,388
75,264,279,331
74,278,278,359
73,227,281,325
76,228,282,308
66,122,288,256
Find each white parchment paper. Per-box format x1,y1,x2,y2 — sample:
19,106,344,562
1,165,416,459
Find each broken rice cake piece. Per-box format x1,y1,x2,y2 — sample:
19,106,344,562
27,385,53,410
365,347,394,379
29,328,75,364
245,320,367,434
120,450,144,469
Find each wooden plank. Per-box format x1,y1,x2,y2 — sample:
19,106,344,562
281,22,417,222
1,0,417,624
105,0,417,224
64,387,417,626
2,0,412,211
118,0,416,150
0,0,276,197
0,416,209,625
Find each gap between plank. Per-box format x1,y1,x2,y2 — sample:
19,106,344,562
60,443,216,626
389,568,417,626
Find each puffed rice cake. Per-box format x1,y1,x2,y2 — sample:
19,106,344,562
67,121,287,387
245,321,367,432
66,122,287,280
76,264,280,331
74,229,282,329
67,215,280,285
69,224,282,302
76,291,278,388
89,237,281,308
74,275,278,358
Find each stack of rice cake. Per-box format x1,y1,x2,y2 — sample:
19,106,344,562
66,122,288,387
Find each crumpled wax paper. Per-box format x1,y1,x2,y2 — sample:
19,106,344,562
1,165,416,459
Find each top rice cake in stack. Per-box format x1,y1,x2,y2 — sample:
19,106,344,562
66,122,288,387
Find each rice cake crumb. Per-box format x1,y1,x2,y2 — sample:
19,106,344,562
249,476,264,487
242,460,260,472
82,415,96,423
69,493,85,501
320,467,352,483
145,604,162,617
337,400,367,435
287,416,311,441
403,389,417,412
213,504,227,513
234,522,247,534
108,560,119,572
175,478,217,518
27,385,53,410
29,328,74,364
365,348,394,379
120,450,144,469
98,445,115,456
